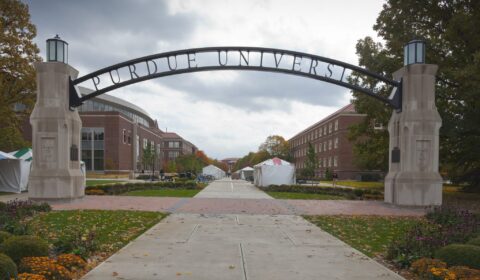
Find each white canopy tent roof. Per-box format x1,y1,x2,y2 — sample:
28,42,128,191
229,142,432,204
202,164,226,180
0,148,32,193
253,157,295,187
240,166,254,180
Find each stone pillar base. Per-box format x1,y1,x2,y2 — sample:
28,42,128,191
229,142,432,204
385,172,442,206
28,62,85,201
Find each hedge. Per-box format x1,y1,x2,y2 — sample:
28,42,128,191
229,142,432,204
0,253,17,279
261,184,383,200
0,236,49,264
85,180,200,195
435,244,480,269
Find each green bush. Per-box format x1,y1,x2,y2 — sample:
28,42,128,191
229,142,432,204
85,180,200,195
467,236,480,246
0,253,17,279
435,244,480,269
0,231,12,244
0,202,6,211
0,235,49,264
262,184,382,200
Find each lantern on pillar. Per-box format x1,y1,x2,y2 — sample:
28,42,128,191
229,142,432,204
404,39,425,66
46,35,68,63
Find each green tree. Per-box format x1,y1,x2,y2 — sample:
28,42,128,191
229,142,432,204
142,142,155,173
0,0,41,151
301,142,318,180
349,0,480,187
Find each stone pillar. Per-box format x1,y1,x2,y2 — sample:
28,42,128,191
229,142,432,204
29,62,85,201
384,64,442,206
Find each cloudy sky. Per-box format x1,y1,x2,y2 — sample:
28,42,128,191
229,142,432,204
25,0,384,159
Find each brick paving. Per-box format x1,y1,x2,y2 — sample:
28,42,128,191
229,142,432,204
51,195,425,216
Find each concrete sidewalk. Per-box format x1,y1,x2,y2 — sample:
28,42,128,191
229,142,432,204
82,214,403,280
194,178,272,199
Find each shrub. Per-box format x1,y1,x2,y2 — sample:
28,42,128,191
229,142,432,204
435,244,480,269
467,236,480,246
15,273,48,280
53,230,97,259
388,206,480,267
85,180,200,195
0,230,12,244
0,236,49,264
84,188,105,195
448,266,480,279
0,253,17,279
56,254,87,271
410,258,447,279
0,201,6,211
3,200,51,220
19,257,71,280
262,184,382,200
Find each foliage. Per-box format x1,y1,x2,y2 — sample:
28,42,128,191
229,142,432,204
258,135,291,161
0,230,12,244
0,236,49,264
263,184,383,200
141,142,156,173
0,253,17,280
0,200,51,234
387,206,479,267
350,0,480,187
410,258,447,279
19,257,71,280
0,0,41,152
15,273,48,280
435,244,480,269
121,189,201,197
56,254,87,271
233,150,270,171
265,192,344,200
301,142,318,179
305,215,419,257
28,210,165,258
467,236,480,246
85,180,126,187
85,180,200,195
175,154,204,174
324,168,333,181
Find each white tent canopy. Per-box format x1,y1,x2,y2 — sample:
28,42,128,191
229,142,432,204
0,148,32,193
253,157,295,187
240,166,254,181
202,164,226,180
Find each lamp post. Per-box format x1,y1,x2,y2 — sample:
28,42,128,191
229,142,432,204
46,35,68,63
404,39,425,65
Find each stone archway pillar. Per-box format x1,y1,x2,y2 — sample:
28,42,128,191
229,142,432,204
384,64,442,206
28,62,85,201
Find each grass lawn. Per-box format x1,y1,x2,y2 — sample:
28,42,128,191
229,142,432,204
320,180,384,190
28,210,166,254
304,215,420,257
0,192,15,196
86,180,126,186
266,191,345,200
121,188,201,197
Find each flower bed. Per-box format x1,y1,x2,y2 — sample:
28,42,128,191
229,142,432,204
262,184,383,200
85,180,200,195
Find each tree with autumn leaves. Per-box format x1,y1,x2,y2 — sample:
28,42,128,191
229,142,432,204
0,0,41,152
234,135,291,171
349,0,480,188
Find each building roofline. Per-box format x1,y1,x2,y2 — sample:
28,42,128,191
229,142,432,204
289,103,360,140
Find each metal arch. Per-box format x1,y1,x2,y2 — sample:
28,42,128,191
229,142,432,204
69,46,402,110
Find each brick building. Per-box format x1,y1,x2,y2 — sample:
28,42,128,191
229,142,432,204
289,103,378,180
161,132,198,164
22,86,198,174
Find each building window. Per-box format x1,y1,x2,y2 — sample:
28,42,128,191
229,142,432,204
335,120,339,131
334,138,338,149
323,158,327,167
168,151,179,160
334,156,338,167
80,127,104,171
168,141,180,148
323,142,326,151
328,140,332,150
328,157,332,167
323,126,327,135
329,123,332,133
122,130,127,144
127,131,131,145
143,138,148,149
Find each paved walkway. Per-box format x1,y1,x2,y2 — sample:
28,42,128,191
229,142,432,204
194,178,272,199
80,179,413,279
82,213,403,280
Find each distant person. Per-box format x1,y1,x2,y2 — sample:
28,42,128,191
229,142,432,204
333,173,338,187
160,169,164,181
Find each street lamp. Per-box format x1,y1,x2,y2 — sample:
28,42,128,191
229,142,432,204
46,35,68,63
404,39,425,66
